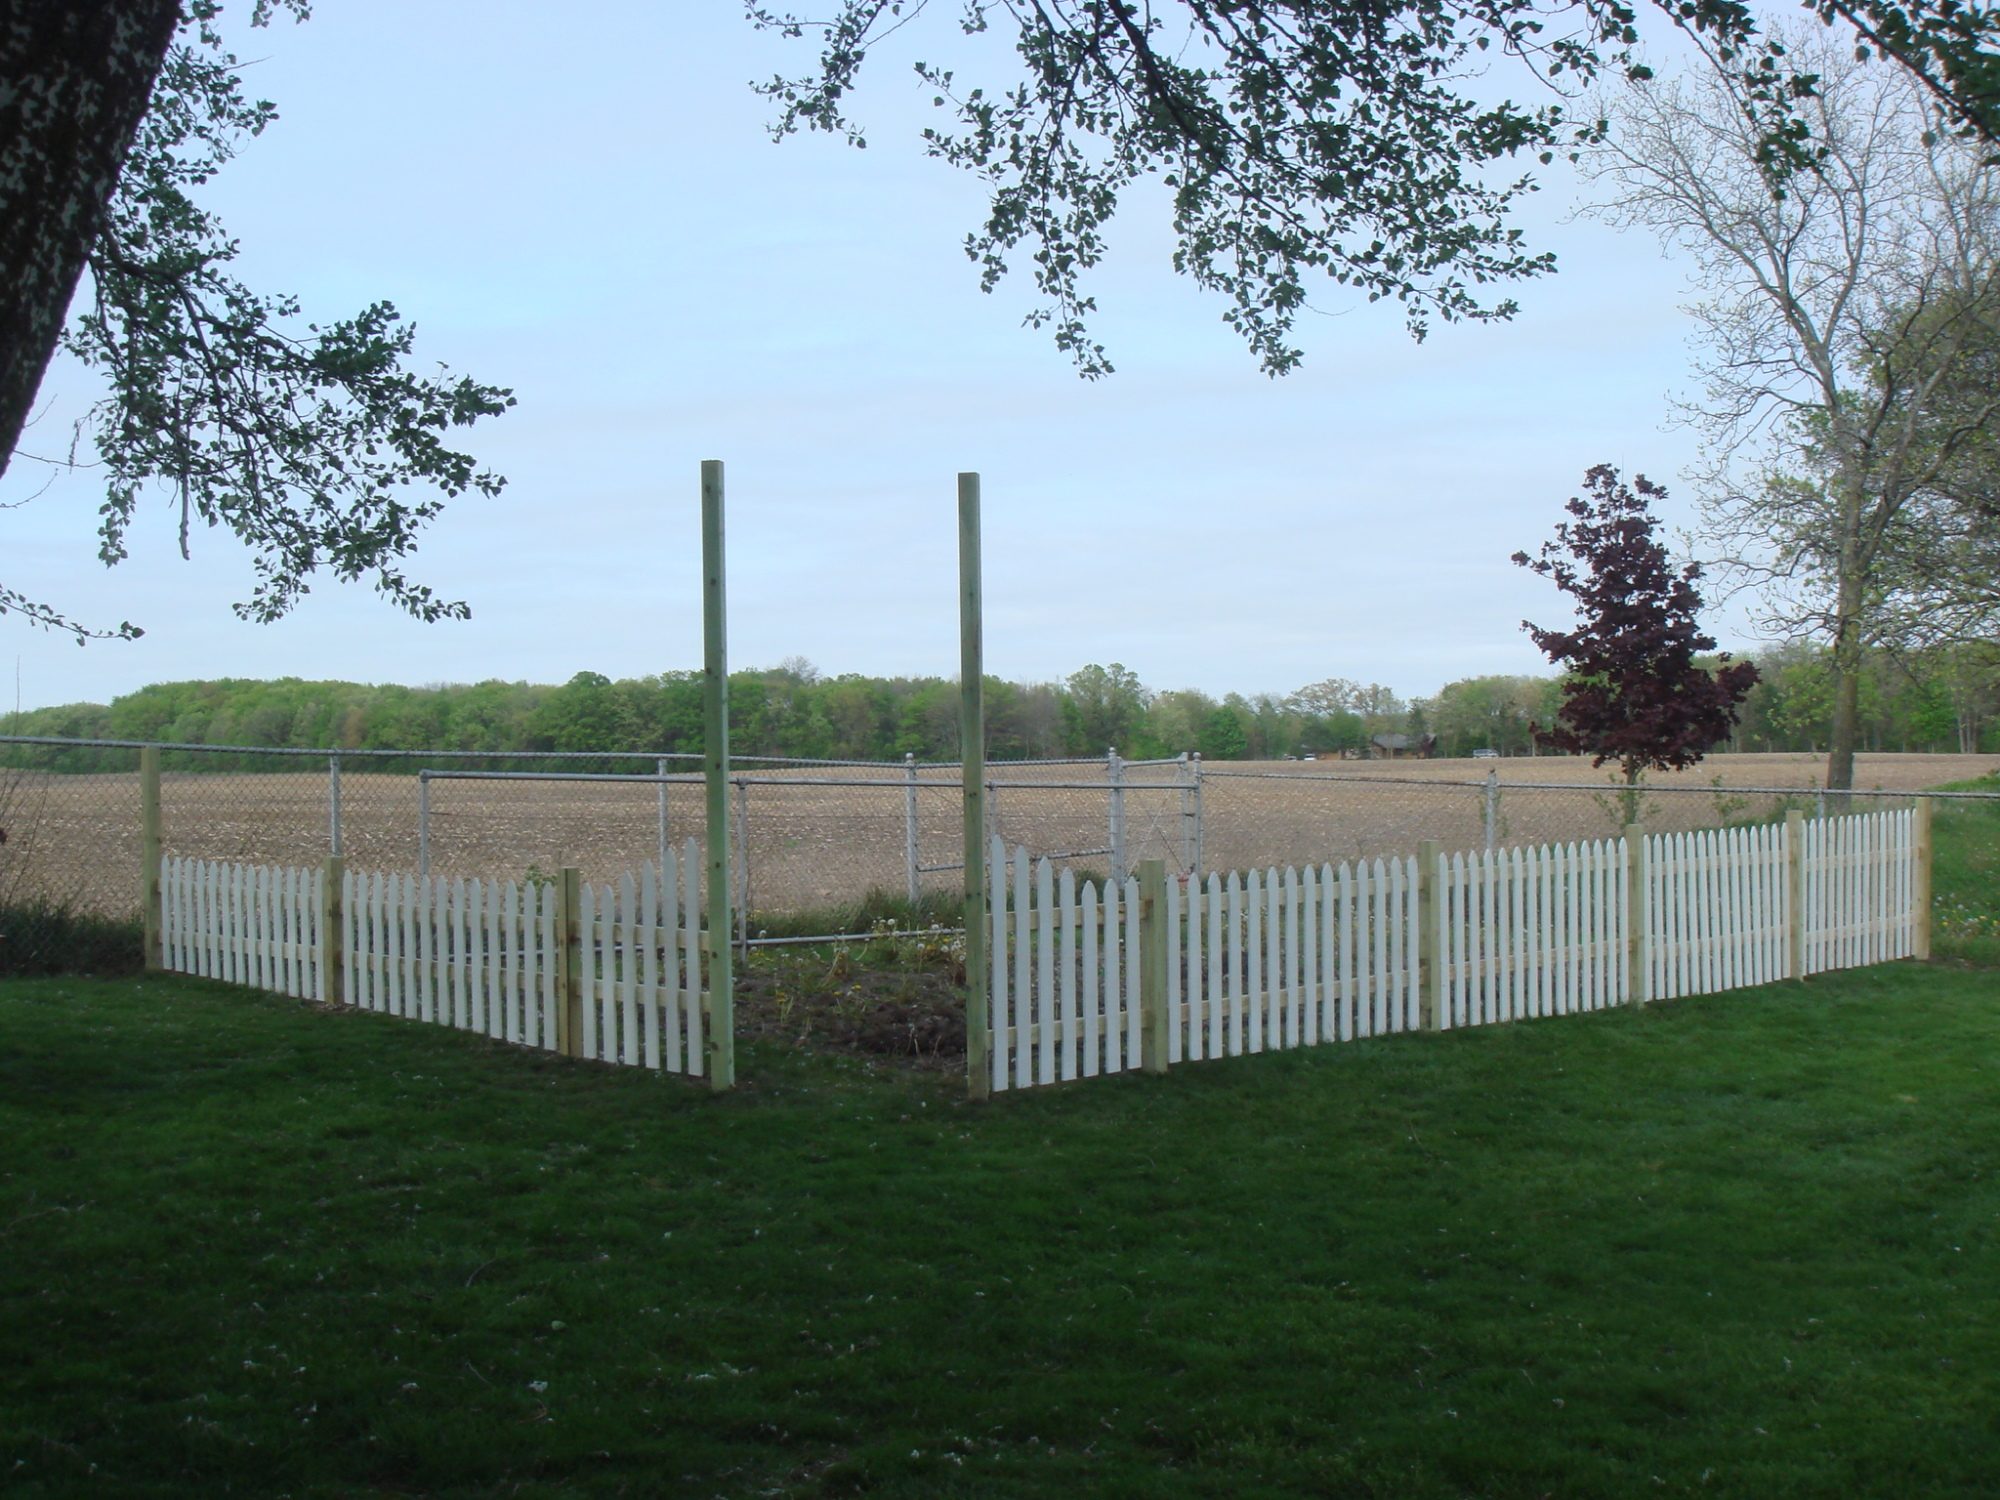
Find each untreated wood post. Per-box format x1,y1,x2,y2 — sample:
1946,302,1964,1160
960,473,991,1101
1417,839,1443,1031
1623,824,1649,1006
556,865,582,1056
702,459,736,1091
140,746,163,971
1138,858,1170,1074
1912,797,1934,962
1786,810,1808,981
320,856,345,1007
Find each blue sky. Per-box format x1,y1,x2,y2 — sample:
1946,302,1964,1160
2,1,1730,715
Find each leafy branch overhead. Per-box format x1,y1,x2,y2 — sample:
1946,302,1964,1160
2,2,513,643
1514,464,1758,786
748,0,2000,377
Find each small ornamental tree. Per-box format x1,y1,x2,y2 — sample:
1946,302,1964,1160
1513,465,1758,823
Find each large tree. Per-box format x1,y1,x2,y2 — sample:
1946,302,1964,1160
1,1,511,641
1582,29,1999,791
750,0,2000,377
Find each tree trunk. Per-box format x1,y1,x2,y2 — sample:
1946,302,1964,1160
0,0,181,479
1825,586,1867,798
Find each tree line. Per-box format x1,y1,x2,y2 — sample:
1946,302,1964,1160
6,643,1994,771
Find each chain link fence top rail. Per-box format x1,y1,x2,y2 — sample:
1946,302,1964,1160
4,737,1997,955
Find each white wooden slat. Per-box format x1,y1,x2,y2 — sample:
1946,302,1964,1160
1007,846,1028,1088
682,838,703,1076
613,871,635,1066
1124,875,1141,1065
1180,873,1201,1061
654,864,677,1069
1245,868,1264,1052
1266,866,1284,1049
538,876,558,1051
989,838,1008,1092
1081,878,1100,1078
1335,863,1355,1043
1226,872,1245,1055
1059,868,1079,1081
637,866,658,1069
1300,865,1318,1046
578,880,599,1060
1032,858,1053,1086
1200,868,1216,1056
1166,871,1183,1065
1103,876,1124,1073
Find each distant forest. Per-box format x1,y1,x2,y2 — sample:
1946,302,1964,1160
6,642,1996,767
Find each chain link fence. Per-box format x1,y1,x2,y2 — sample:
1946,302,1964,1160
5,735,1995,970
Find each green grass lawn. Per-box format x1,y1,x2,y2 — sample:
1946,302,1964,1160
4,957,1998,1497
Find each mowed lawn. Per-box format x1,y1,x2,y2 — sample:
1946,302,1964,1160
4,954,1999,1497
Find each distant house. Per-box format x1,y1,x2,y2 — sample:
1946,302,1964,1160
1369,732,1438,760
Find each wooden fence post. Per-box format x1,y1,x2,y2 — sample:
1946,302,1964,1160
1786,810,1807,981
556,866,583,1058
1417,839,1443,1031
140,746,163,972
320,856,345,1007
1912,797,1934,962
960,473,991,1101
1138,858,1170,1074
702,459,736,1091
1623,824,1649,1006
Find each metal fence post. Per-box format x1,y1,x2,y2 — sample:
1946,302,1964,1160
1191,751,1204,879
417,772,431,881
328,752,344,858
1108,746,1126,888
1484,768,1499,852
1138,858,1170,1074
905,752,920,906
734,776,750,955
657,755,670,879
1624,823,1649,1005
140,746,163,971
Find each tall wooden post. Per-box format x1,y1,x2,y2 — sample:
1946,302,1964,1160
140,746,163,971
1138,858,1170,1073
1912,797,1934,961
702,460,736,1091
556,866,582,1057
1623,823,1649,1005
960,473,991,1101
1417,839,1443,1031
1786,809,1808,980
320,855,345,1007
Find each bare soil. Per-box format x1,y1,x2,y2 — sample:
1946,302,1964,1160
6,751,1994,921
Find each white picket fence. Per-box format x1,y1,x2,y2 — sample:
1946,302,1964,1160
985,807,1924,1093
159,840,715,1075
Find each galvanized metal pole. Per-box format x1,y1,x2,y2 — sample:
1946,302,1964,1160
140,746,162,971
960,473,990,1102
656,755,670,879
702,460,736,1091
1484,768,1499,853
1108,746,1126,887
417,771,431,881
328,753,344,858
905,751,921,907
1191,751,1204,879
734,777,750,956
